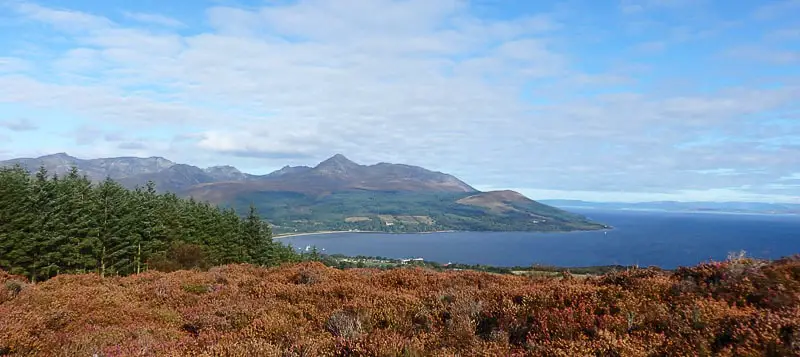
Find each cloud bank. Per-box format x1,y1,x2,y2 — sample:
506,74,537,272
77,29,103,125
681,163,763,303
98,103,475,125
0,0,798,202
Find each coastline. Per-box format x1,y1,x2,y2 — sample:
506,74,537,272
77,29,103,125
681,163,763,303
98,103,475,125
272,228,609,239
273,230,460,239
273,231,371,239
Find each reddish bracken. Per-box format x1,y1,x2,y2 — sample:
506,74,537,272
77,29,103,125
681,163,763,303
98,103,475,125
1,257,799,356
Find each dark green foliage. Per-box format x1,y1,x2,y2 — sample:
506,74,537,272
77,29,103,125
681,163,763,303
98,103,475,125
241,203,275,265
147,242,210,273
0,166,298,281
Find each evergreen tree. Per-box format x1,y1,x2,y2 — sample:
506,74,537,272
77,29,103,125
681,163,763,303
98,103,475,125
241,204,275,265
213,208,244,265
28,166,58,280
0,166,299,280
0,166,36,278
54,167,98,273
92,177,133,276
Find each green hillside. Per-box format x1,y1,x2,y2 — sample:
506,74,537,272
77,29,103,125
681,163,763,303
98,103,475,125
229,190,606,235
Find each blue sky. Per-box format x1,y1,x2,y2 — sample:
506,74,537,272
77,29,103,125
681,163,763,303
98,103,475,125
0,0,798,203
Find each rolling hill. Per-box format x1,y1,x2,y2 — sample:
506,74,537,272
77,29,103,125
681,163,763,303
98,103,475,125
1,153,606,233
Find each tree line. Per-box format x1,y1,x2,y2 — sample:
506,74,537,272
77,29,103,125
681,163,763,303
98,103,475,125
0,165,301,282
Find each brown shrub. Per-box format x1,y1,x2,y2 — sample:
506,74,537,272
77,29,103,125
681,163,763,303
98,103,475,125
0,257,798,356
0,271,28,304
325,309,364,340
148,242,210,273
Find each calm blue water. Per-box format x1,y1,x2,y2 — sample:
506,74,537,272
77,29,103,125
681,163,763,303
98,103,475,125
281,209,800,268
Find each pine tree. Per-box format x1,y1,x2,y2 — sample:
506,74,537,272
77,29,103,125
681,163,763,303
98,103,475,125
0,165,36,278
53,167,98,273
0,170,299,280
212,208,244,265
28,166,58,280
241,204,275,265
130,181,168,273
92,177,134,276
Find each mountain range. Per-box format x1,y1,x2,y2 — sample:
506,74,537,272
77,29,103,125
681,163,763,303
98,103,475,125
1,153,606,233
541,200,800,215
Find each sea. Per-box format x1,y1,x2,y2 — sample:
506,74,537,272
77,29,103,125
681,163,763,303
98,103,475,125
281,209,800,269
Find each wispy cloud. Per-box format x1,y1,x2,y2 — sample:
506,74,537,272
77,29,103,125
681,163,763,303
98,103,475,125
0,0,797,202
0,57,31,72
754,0,800,20
9,1,111,31
117,141,146,150
767,27,800,41
620,0,702,14
727,46,800,64
122,11,184,28
0,118,38,132
634,41,667,54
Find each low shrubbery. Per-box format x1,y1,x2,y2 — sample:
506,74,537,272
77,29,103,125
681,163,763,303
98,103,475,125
1,255,798,356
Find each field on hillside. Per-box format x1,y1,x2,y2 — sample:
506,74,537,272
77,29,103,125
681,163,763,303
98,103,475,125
229,191,604,235
1,256,799,356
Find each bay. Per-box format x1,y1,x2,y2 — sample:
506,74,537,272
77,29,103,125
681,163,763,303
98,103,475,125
281,209,800,268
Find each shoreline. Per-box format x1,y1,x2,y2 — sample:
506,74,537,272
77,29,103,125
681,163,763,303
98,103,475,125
272,228,610,239
274,230,386,239
273,230,461,239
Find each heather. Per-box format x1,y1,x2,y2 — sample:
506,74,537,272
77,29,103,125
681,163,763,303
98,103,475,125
1,255,799,356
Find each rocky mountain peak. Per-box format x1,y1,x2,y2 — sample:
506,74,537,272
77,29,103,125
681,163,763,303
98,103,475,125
314,154,361,174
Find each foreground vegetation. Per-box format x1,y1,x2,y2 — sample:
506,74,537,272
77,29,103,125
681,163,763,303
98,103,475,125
1,254,798,356
315,253,633,277
0,165,300,282
2,164,799,355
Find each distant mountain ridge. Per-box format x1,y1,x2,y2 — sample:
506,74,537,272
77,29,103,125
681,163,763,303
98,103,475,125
195,153,479,198
0,153,475,194
1,153,260,192
541,199,800,215
1,153,605,233
2,152,175,179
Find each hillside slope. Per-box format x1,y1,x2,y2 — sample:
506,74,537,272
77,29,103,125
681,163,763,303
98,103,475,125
2,256,798,356
229,190,605,234
1,153,603,233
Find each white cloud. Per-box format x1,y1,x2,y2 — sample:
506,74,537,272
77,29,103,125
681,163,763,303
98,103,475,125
767,28,800,41
754,0,800,20
620,0,701,14
634,41,667,54
10,1,111,32
122,11,184,28
195,129,328,159
0,118,38,131
780,173,800,181
0,57,31,72
0,0,798,201
117,141,147,150
728,46,800,64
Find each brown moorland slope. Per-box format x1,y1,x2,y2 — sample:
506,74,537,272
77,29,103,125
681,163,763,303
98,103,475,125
1,256,799,356
457,190,538,213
